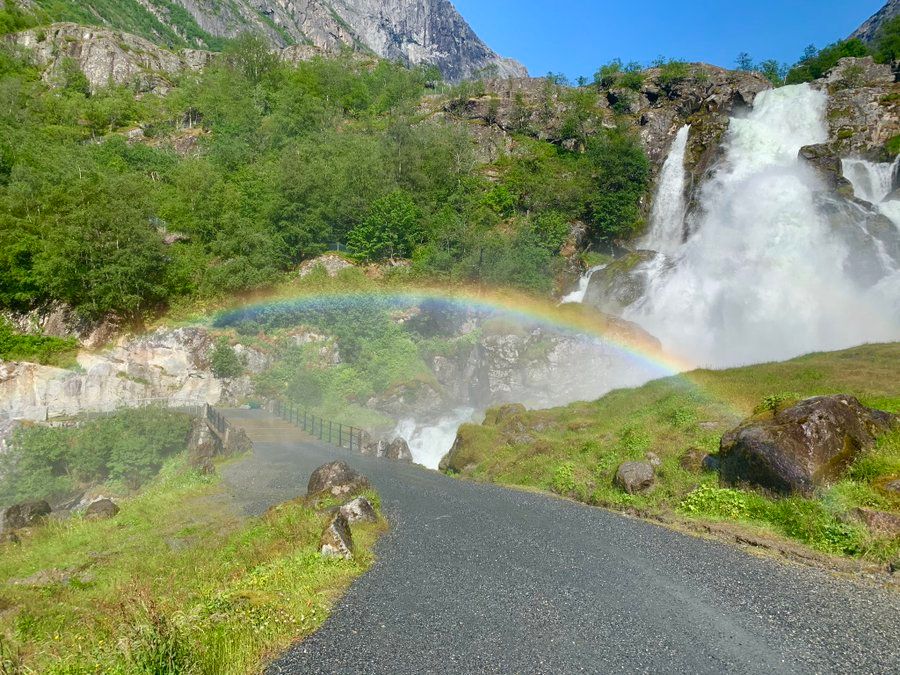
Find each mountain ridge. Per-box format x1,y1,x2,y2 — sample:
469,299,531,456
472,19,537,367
851,0,900,43
20,0,526,81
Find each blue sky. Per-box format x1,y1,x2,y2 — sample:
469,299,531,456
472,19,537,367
452,1,885,79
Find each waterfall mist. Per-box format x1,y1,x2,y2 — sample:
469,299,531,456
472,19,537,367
622,84,900,367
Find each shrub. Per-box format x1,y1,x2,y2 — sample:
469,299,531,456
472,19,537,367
0,319,78,366
0,408,192,504
785,39,871,84
679,484,753,520
753,392,801,415
210,337,244,379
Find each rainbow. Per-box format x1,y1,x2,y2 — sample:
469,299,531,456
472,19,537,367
210,284,697,379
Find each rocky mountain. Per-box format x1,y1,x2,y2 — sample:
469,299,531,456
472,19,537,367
851,0,900,43
14,0,525,81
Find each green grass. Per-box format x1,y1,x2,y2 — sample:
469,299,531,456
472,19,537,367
0,319,78,367
0,457,385,673
445,343,900,562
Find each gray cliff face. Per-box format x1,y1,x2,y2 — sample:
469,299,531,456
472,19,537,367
140,0,526,81
851,0,900,43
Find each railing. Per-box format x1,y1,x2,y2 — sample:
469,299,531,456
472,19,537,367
272,400,369,452
205,404,227,435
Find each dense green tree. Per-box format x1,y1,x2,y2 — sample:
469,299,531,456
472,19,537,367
348,190,422,262
785,39,871,84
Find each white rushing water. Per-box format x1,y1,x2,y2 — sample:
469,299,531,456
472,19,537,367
842,157,900,227
640,124,691,254
394,408,476,470
561,264,606,304
621,84,900,367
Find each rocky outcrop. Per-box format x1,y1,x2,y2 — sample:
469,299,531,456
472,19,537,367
20,2,524,83
0,500,51,532
2,302,118,350
813,57,900,160
582,251,662,316
851,0,900,43
798,143,856,196
0,328,267,421
307,461,370,498
614,462,655,494
9,23,212,93
298,253,356,278
719,395,897,495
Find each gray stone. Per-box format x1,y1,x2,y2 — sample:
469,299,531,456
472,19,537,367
614,462,656,495
339,497,378,525
308,462,370,498
384,438,413,463
320,512,354,559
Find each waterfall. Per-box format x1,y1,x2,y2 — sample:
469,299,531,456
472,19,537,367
621,84,900,367
641,125,691,254
842,157,900,227
561,264,607,304
394,408,476,470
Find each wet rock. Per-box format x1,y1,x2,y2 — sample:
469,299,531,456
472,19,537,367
308,461,371,498
83,499,119,521
0,501,51,533
320,513,354,559
614,462,656,494
719,395,897,495
384,438,413,463
583,251,662,317
798,144,855,196
339,497,378,525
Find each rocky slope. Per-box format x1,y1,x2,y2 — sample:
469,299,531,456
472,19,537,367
13,0,525,81
851,0,900,43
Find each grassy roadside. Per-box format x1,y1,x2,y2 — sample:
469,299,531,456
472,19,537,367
442,343,900,564
0,456,385,673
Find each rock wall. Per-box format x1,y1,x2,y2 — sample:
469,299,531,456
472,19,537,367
851,0,900,43
0,328,267,421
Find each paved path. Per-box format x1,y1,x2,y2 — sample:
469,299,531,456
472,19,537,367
220,410,900,675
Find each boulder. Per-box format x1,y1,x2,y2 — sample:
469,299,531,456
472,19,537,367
885,479,900,495
0,500,51,532
339,496,378,524
83,499,119,521
583,251,662,317
645,452,662,468
614,462,656,494
798,144,855,196
483,403,527,426
308,461,371,498
320,512,354,559
719,395,896,495
384,438,413,463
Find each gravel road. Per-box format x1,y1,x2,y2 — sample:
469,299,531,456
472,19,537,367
220,409,900,675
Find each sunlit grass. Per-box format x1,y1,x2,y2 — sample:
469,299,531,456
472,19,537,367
0,457,385,673
451,343,900,561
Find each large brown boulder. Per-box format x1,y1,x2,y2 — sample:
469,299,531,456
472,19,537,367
384,438,413,463
719,395,896,495
84,498,119,521
308,461,371,498
0,501,51,532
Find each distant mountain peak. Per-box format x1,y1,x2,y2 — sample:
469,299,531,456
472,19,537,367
851,0,900,42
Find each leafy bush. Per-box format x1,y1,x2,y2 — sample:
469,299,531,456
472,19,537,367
210,336,244,379
753,392,801,415
348,190,422,262
786,40,871,84
0,407,192,505
679,485,753,520
653,59,692,91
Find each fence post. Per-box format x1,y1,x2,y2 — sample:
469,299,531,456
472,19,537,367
349,428,354,452
329,421,333,445
304,410,308,431
338,424,342,448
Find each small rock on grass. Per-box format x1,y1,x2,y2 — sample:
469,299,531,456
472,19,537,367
340,496,378,524
84,499,119,521
320,512,354,559
614,462,655,495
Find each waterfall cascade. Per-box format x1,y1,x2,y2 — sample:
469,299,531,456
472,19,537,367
394,408,476,469
640,125,691,254
842,157,900,227
561,264,606,304
616,84,900,367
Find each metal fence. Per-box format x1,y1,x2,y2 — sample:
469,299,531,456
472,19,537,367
272,400,369,452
